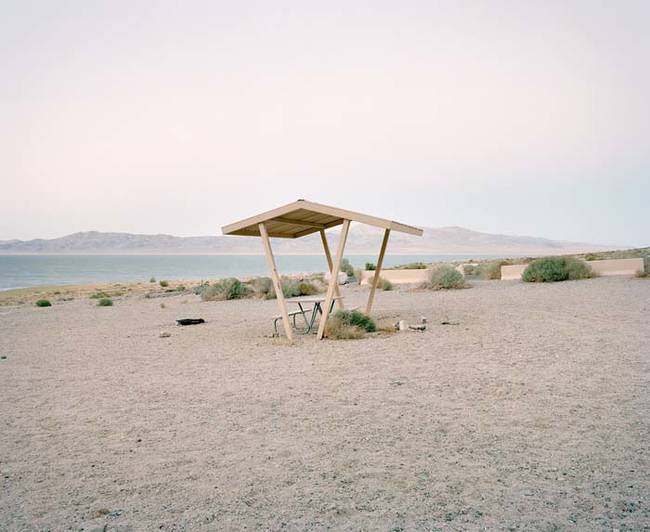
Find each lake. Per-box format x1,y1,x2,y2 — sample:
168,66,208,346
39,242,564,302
0,254,504,290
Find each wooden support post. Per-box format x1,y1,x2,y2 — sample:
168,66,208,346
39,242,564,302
319,229,344,310
259,222,293,343
317,219,350,340
365,228,390,315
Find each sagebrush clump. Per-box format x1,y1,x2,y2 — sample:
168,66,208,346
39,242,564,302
422,265,467,290
35,299,52,307
522,256,593,283
251,277,275,299
97,298,113,306
326,310,376,339
89,291,110,299
200,276,323,301
280,278,303,298
200,278,251,301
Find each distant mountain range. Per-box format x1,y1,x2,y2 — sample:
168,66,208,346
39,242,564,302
0,226,617,256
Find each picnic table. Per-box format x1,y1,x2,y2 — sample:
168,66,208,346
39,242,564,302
273,296,343,336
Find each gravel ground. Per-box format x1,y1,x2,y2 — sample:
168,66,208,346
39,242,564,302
1,276,649,530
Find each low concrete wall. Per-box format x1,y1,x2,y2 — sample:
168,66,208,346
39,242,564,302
589,258,644,276
359,269,429,285
500,257,645,280
501,264,527,281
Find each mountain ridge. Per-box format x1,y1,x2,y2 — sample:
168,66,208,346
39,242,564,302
0,227,618,256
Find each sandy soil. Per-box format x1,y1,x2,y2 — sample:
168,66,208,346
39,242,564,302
0,279,202,307
1,277,649,530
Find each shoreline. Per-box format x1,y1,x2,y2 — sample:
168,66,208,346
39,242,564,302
0,274,322,306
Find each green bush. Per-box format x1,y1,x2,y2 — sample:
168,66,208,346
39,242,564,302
423,265,467,290
35,299,52,307
159,280,169,287
522,256,593,283
342,310,376,332
97,298,113,306
281,278,302,298
326,310,376,339
200,278,251,301
149,277,156,283
365,262,376,271
340,258,355,278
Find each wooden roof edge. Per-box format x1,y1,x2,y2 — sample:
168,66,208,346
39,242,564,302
221,201,301,235
388,221,424,237
221,199,424,237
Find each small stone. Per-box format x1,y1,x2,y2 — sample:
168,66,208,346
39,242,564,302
0,355,6,360
159,331,171,338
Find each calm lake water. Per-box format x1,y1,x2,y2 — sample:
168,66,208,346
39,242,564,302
0,254,504,290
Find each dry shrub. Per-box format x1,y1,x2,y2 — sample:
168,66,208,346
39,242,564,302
462,264,476,276
422,265,467,290
251,277,274,299
200,278,251,301
378,277,393,291
250,276,323,299
476,260,510,280
391,262,428,269
325,310,376,339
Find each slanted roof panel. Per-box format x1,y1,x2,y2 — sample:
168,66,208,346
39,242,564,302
221,199,423,238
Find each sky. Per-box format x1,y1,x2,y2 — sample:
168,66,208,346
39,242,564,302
1,0,648,246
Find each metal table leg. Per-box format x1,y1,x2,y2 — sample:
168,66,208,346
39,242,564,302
305,302,322,334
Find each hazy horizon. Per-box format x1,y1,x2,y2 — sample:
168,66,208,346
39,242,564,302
1,1,648,246
0,224,630,248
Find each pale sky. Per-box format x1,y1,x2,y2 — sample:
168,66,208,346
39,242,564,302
1,1,648,245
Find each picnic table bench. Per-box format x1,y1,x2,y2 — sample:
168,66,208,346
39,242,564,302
273,296,344,336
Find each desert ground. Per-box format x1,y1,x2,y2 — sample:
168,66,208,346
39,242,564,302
1,276,649,530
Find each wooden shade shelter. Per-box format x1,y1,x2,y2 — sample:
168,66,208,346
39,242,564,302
221,199,423,341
